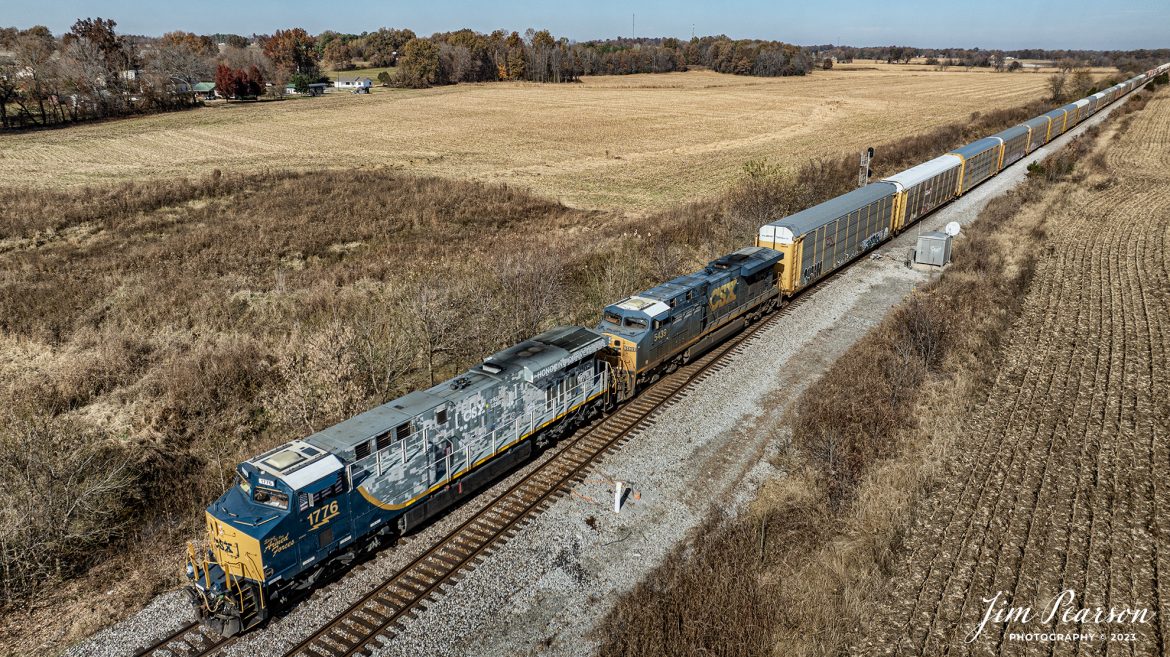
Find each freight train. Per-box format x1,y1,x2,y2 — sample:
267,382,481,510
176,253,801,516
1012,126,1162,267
186,63,1169,636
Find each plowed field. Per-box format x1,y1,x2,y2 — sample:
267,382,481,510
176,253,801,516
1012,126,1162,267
858,91,1170,656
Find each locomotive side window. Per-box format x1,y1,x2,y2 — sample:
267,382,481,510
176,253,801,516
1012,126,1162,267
253,487,289,510
652,319,665,330
395,422,412,441
354,441,371,460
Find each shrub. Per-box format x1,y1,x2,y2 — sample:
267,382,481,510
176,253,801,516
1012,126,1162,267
0,410,135,604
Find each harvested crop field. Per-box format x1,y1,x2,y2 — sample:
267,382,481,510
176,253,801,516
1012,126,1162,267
0,67,1061,211
857,89,1170,656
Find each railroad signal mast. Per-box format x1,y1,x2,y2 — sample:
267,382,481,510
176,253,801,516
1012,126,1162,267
859,146,874,187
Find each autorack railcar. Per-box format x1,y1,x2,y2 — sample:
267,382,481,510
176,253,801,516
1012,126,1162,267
950,136,1005,194
756,183,896,295
1022,115,1053,153
880,155,962,229
993,124,1031,169
1043,107,1070,140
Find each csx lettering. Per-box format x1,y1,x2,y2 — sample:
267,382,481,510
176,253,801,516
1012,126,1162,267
213,537,238,557
709,280,738,311
308,500,340,530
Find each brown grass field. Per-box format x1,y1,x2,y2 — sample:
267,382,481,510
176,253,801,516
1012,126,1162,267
854,88,1170,657
0,66,1064,212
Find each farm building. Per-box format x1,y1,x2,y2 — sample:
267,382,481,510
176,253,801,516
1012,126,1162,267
193,82,216,100
335,76,373,91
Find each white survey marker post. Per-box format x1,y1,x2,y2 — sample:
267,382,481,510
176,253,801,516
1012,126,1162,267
614,481,624,513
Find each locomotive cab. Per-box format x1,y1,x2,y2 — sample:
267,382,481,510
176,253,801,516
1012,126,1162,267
187,441,349,636
599,296,671,378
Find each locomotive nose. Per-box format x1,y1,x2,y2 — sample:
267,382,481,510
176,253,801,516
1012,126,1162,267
205,511,267,584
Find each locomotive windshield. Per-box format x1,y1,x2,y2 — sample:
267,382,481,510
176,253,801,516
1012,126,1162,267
624,317,648,329
603,311,621,325
253,487,289,510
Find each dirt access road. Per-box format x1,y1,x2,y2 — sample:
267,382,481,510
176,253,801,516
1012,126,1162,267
858,91,1170,656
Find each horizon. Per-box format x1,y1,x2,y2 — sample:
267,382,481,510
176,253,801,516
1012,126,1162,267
3,0,1168,51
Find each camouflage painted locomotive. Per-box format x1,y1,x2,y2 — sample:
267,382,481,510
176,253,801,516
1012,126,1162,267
186,247,783,635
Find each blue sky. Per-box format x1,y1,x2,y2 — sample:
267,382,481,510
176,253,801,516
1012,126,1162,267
4,0,1167,50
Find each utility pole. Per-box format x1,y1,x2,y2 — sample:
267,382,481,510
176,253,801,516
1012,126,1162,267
632,13,635,39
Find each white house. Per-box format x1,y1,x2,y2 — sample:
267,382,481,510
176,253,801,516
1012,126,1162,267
334,76,372,91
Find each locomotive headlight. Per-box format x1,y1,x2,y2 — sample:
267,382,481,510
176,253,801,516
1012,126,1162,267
186,563,195,579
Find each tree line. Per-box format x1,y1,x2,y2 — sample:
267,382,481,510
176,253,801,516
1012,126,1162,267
340,31,813,87
810,43,1170,74
0,20,337,129
3,16,1166,130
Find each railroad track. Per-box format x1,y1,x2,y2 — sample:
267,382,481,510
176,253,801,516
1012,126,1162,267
278,297,804,657
131,620,233,657
132,285,824,657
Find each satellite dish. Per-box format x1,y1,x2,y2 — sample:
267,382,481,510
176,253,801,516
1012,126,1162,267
944,221,961,237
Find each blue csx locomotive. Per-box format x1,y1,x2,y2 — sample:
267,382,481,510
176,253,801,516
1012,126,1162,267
186,246,783,635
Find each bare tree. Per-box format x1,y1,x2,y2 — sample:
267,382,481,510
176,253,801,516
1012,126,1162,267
990,50,1006,72
61,37,117,118
492,247,567,344
0,55,16,129
13,29,59,125
147,39,213,103
410,282,462,386
1047,72,1067,102
271,320,368,434
0,410,133,603
1072,68,1095,97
